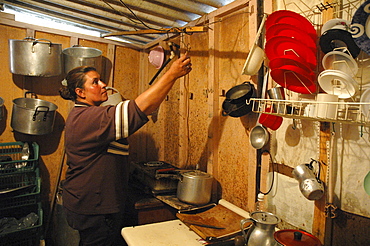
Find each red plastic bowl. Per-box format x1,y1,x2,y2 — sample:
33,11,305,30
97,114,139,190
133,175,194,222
266,23,317,52
270,65,316,94
269,55,315,79
148,46,165,69
265,36,317,70
259,107,283,131
266,10,317,42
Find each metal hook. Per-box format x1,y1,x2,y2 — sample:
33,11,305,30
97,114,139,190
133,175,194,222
292,119,297,130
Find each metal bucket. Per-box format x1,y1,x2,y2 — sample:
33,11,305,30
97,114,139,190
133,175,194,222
9,38,62,77
62,46,102,74
11,92,58,135
100,87,123,106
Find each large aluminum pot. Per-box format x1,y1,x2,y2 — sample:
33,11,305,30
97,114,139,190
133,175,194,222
62,46,102,74
9,38,62,77
177,170,213,205
11,92,58,135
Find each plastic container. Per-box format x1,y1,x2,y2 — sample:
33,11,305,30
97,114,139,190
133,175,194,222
0,175,41,209
254,193,266,211
0,203,43,246
0,142,39,175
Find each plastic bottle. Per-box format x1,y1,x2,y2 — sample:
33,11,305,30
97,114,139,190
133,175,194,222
18,212,39,229
254,193,265,211
18,142,30,168
21,142,30,160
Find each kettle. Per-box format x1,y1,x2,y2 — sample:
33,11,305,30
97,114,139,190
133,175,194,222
292,159,324,200
240,211,281,246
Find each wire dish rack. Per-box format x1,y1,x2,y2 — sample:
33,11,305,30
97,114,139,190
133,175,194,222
250,98,370,126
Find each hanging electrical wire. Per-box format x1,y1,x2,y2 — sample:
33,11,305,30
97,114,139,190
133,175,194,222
118,0,163,31
101,0,142,26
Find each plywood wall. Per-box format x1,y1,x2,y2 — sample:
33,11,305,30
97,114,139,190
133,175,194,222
2,0,370,244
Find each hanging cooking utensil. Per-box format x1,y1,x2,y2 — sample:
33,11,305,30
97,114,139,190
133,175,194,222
62,45,103,74
250,69,270,149
242,14,267,76
149,42,180,85
9,37,63,77
11,92,58,135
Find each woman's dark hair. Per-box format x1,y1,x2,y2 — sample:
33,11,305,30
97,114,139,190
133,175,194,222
59,66,97,101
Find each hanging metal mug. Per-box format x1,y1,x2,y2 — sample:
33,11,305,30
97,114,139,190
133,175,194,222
292,160,324,200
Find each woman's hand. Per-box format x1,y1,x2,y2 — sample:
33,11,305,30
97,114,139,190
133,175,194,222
135,53,192,115
166,53,192,80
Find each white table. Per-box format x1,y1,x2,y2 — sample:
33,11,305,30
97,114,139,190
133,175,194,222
121,219,205,246
121,199,250,246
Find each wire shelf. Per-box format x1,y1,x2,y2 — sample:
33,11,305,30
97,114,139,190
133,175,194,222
250,98,370,126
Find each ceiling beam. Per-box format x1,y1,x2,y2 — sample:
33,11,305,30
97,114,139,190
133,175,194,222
102,26,208,37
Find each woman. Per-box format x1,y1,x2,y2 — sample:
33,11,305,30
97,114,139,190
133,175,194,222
59,53,192,246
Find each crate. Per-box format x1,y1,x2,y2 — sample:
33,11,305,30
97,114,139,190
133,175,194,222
0,177,41,210
0,203,43,246
0,142,39,175
0,170,40,211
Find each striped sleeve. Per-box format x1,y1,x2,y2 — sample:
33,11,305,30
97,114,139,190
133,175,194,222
114,100,130,139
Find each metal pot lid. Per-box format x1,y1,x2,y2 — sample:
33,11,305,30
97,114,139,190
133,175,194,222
250,211,281,224
182,170,212,178
274,229,322,246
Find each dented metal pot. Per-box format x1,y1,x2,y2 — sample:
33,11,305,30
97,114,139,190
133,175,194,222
177,170,213,205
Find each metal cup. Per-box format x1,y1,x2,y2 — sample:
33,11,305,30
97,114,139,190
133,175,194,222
267,87,286,113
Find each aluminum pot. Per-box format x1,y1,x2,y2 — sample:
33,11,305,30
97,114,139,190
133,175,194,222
11,92,58,135
222,99,252,117
177,170,213,205
63,46,102,74
274,229,322,246
9,38,62,77
100,87,123,106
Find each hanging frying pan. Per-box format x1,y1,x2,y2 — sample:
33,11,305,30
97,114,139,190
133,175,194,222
149,42,180,85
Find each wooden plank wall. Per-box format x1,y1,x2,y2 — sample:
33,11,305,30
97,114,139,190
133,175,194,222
136,0,260,211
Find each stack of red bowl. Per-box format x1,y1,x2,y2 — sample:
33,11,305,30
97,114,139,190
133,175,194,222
265,10,317,94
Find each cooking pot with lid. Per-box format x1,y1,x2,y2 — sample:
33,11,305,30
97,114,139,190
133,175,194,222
177,170,213,205
274,229,322,246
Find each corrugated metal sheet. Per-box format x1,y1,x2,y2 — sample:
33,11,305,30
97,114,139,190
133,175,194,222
0,0,236,47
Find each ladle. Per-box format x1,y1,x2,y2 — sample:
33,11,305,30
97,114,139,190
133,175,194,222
250,69,270,149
